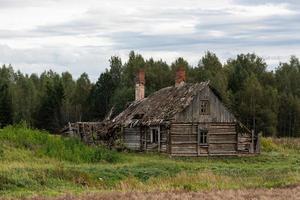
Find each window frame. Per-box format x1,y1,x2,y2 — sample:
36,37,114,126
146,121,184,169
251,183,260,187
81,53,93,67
200,100,210,115
150,127,159,144
198,128,208,146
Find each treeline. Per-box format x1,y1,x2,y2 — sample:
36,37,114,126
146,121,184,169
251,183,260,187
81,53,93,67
0,51,299,137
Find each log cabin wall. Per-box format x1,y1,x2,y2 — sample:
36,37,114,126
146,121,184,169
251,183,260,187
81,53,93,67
170,123,198,156
236,124,254,154
169,86,245,156
208,123,237,155
160,126,168,153
170,122,239,156
237,132,252,153
123,127,141,150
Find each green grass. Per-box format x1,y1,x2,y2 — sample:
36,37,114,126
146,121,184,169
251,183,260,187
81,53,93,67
0,125,120,163
0,126,300,198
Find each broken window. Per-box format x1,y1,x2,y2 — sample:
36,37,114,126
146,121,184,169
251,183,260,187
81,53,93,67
198,129,208,145
200,100,209,114
150,128,159,143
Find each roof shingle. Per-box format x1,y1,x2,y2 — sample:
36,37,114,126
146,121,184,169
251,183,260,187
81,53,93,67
112,82,209,127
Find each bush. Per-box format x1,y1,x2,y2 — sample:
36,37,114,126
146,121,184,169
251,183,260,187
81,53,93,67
0,125,120,163
261,137,283,152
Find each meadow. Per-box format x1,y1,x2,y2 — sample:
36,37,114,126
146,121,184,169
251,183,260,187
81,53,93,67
0,125,299,199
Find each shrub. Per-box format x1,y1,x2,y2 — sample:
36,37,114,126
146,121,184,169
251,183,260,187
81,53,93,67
0,125,120,163
261,137,283,152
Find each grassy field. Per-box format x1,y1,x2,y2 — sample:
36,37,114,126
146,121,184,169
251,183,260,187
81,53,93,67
0,125,299,199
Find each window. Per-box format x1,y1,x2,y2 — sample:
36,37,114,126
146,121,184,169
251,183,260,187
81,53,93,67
151,128,159,143
200,100,209,114
198,129,208,145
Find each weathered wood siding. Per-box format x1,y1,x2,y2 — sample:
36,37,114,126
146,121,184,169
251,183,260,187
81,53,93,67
170,123,239,156
124,127,141,150
237,133,252,153
170,123,198,156
144,129,157,150
174,86,235,123
160,126,168,153
208,123,237,155
169,86,242,156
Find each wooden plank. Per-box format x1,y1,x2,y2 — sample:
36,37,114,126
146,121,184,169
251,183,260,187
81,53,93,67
209,151,237,154
209,143,236,152
158,127,161,152
209,132,236,135
171,142,197,144
168,129,171,154
171,154,198,157
209,134,236,142
199,146,208,154
171,135,197,142
209,141,237,144
197,127,200,155
171,145,197,154
209,129,236,132
171,134,197,136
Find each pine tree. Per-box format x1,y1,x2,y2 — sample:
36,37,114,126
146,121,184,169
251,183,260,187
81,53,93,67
35,80,64,132
0,82,13,128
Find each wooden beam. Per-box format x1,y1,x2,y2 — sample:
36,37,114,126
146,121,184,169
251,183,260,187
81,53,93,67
158,126,161,152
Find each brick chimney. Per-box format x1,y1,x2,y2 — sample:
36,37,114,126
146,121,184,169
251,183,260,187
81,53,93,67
135,69,145,101
175,66,186,86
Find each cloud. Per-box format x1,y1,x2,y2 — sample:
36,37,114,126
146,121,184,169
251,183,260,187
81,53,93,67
0,0,299,81
227,3,296,17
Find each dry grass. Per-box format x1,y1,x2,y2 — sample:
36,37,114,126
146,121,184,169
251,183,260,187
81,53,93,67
12,185,300,200
115,171,237,191
272,137,300,151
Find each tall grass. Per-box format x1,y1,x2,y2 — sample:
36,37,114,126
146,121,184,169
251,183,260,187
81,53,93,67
1,127,300,198
0,125,120,163
261,137,300,152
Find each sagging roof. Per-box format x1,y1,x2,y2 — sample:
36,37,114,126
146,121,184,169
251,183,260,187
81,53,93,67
112,81,209,127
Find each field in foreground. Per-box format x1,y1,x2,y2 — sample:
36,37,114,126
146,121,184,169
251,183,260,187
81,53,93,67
0,126,300,199
24,185,300,200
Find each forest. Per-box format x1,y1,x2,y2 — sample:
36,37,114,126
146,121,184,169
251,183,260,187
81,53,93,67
0,51,299,137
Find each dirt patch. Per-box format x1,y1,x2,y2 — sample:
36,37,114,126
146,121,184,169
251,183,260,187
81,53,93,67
18,185,300,200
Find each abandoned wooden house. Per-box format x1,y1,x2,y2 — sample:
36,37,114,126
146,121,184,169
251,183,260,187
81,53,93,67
109,68,260,156
62,67,260,156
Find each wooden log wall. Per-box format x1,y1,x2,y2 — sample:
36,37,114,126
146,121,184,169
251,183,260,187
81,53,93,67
237,130,253,154
170,122,240,156
208,123,237,155
170,123,198,156
160,126,168,153
123,127,141,150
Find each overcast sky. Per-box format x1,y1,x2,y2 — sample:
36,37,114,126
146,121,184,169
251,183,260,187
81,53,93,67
0,0,299,81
